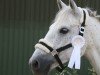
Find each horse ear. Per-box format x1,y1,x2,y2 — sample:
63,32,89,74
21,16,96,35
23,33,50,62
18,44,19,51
57,0,68,10
69,0,79,14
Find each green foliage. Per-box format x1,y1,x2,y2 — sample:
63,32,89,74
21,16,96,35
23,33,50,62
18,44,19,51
56,68,78,75
77,0,81,3
56,67,97,75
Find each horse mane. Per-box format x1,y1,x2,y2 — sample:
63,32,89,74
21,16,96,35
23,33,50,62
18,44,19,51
86,8,100,21
54,7,100,23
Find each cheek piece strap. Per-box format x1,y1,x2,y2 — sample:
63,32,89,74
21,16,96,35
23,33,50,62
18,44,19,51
35,10,86,72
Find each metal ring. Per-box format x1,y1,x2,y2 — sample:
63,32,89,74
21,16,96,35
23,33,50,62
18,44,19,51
51,50,58,56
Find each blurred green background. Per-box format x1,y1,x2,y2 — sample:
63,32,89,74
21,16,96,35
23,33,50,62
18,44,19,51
0,0,100,75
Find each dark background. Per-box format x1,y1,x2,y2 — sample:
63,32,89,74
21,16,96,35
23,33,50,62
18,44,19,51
0,0,100,75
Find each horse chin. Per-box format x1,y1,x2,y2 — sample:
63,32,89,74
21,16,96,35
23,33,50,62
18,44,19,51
31,65,50,75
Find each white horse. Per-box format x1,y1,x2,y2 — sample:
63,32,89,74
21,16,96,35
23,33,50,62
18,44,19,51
29,0,100,75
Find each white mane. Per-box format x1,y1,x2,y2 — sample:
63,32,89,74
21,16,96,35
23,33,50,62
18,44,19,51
86,8,100,21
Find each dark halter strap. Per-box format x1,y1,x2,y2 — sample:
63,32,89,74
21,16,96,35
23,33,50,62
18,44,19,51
38,10,86,72
79,10,86,36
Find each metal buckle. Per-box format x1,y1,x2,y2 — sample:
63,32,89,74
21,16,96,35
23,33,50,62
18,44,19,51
80,26,85,30
51,50,58,56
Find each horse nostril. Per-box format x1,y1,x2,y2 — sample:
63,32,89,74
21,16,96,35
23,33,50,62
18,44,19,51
32,60,40,70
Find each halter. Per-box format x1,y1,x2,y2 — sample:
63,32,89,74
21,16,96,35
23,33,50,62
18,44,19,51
35,10,86,72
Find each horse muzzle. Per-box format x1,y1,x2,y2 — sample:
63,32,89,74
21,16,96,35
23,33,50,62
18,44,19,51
29,53,54,75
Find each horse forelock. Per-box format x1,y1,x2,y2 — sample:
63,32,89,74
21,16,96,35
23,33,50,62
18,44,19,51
53,7,81,27
54,7,70,23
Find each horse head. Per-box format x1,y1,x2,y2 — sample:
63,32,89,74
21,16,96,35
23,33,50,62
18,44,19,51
29,0,89,75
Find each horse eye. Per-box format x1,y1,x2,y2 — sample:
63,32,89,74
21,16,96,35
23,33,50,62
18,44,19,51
60,28,69,34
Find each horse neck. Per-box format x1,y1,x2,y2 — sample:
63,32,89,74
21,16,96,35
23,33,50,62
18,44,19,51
84,16,100,75
85,47,100,75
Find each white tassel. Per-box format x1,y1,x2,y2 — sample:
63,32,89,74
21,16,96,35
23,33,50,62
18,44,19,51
68,35,85,69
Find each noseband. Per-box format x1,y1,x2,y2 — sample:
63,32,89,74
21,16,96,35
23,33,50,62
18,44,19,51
35,10,86,72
